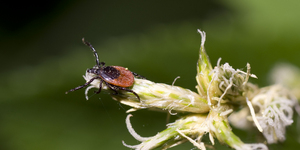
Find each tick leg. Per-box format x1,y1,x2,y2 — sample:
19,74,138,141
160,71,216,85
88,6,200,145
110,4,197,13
66,76,101,94
105,83,140,101
100,62,105,67
117,87,141,101
131,71,146,79
66,77,100,94
105,82,119,95
94,79,103,94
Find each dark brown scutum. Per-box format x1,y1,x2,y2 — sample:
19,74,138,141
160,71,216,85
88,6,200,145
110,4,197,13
101,66,120,80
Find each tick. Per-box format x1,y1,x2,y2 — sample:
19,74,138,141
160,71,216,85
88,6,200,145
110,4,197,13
66,38,144,100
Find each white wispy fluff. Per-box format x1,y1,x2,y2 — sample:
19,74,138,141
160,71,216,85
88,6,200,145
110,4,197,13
251,85,297,143
207,58,258,109
83,72,108,100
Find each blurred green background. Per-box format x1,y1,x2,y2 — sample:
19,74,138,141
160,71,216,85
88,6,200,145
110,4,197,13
1,0,300,149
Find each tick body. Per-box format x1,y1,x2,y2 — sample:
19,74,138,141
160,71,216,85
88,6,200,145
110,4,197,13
98,66,134,87
66,38,144,100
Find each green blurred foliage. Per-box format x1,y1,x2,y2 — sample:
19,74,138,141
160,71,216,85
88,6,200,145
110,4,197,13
0,0,300,149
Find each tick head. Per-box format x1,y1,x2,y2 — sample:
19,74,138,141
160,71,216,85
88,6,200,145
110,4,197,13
87,67,101,75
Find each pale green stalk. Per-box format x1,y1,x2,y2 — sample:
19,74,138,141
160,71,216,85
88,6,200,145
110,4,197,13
123,114,207,150
195,29,214,96
208,108,267,150
113,79,209,113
